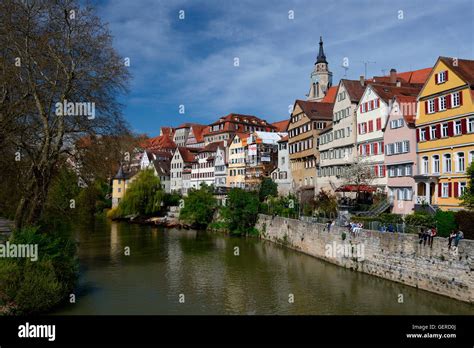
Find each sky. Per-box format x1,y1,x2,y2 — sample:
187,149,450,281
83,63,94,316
95,0,474,136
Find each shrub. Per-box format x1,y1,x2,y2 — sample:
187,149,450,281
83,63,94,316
454,210,474,240
0,226,77,315
434,210,457,237
404,211,435,228
179,184,217,229
314,189,337,216
258,178,278,202
222,188,260,236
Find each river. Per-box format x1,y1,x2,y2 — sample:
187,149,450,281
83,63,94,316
52,218,473,315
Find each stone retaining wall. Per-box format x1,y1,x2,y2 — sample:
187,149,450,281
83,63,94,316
256,214,474,303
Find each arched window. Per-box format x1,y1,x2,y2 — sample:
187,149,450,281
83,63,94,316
443,154,452,173
432,155,440,174
456,152,465,172
421,156,429,174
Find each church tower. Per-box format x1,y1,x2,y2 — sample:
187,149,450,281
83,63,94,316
308,36,333,101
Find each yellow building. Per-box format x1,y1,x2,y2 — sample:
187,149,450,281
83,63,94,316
227,133,249,189
415,57,474,211
111,165,137,208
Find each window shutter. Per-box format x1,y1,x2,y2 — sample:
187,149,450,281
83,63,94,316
360,105,362,113
438,183,442,197
382,165,386,177
425,127,431,141
448,182,452,197
459,90,463,105
425,101,429,114
462,118,468,134
445,70,449,81
435,73,439,84
374,165,379,176
366,144,370,155
381,142,384,153
374,142,378,154
448,122,454,137
434,98,439,112
454,182,459,198
436,124,441,138
369,120,373,132
416,128,420,142
446,94,452,109
358,124,361,134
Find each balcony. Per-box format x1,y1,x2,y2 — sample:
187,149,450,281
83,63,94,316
415,196,429,205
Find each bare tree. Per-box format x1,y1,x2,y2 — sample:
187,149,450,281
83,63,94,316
0,0,130,228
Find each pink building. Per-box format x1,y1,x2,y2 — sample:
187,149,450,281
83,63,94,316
384,95,418,215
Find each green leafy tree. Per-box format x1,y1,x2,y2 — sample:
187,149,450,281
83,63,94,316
116,169,164,216
434,210,457,237
179,184,217,228
313,189,337,217
460,162,474,210
258,178,278,202
222,188,260,235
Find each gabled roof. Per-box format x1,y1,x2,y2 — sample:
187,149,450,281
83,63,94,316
369,84,421,103
200,141,225,153
177,147,199,163
207,113,276,134
152,160,170,177
114,165,137,180
271,119,290,132
146,134,176,150
189,124,207,143
321,86,338,103
229,132,250,144
340,79,367,102
294,100,334,120
391,95,418,125
439,56,474,86
277,135,289,143
371,67,432,85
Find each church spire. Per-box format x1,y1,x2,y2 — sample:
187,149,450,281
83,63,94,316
316,36,327,64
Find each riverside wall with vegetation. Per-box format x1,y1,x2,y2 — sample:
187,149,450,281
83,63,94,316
256,214,474,303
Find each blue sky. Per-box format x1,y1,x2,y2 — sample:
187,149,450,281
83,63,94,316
95,0,474,136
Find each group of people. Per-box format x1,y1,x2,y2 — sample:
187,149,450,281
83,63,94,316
379,224,396,233
347,222,363,235
324,220,336,232
448,230,464,249
418,227,437,247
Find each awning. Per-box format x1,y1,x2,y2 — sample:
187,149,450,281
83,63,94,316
335,185,376,193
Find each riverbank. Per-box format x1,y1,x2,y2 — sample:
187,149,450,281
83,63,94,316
256,214,474,304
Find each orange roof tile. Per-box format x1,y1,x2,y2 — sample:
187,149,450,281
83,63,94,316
271,119,290,132
321,86,338,103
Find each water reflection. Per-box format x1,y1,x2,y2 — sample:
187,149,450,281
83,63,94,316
52,219,473,315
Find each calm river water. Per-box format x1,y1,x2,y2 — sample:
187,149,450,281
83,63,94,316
53,218,473,315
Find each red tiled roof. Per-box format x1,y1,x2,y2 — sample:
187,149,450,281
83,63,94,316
271,119,290,132
177,147,199,163
335,185,376,192
370,84,421,103
294,100,334,120
321,86,338,103
160,127,175,137
206,113,276,135
278,135,289,142
146,134,176,150
200,141,225,153
340,79,367,102
371,67,432,85
188,124,207,143
440,57,474,86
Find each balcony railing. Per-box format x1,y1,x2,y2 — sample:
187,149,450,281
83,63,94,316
415,196,429,205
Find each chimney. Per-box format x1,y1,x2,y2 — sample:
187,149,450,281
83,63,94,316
359,75,365,86
390,68,397,84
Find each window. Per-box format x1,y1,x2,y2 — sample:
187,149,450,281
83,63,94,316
422,156,429,174
452,92,460,107
454,120,462,135
437,71,447,84
443,154,452,173
390,120,397,129
441,123,448,137
469,118,474,133
402,140,409,153
405,164,412,176
459,182,467,196
470,151,474,165
430,126,437,139
438,96,447,111
432,155,440,174
420,128,426,141
389,167,396,177
456,152,465,172
376,118,382,130
427,99,435,114
397,166,404,177
441,183,449,198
